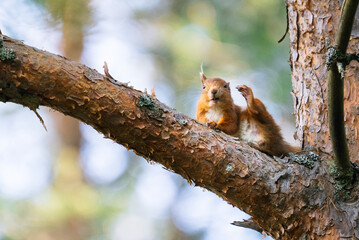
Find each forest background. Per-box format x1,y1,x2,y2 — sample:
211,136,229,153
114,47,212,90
0,0,294,239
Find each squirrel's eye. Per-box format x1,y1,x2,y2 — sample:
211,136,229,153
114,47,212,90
203,86,206,89
224,85,227,88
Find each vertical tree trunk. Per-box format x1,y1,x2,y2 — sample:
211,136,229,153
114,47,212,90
289,0,359,163
43,1,91,239
53,0,88,151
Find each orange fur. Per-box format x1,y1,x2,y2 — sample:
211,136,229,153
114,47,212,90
196,74,240,135
196,74,299,157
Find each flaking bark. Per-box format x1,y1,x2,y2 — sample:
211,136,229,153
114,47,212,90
1,34,359,239
288,0,359,164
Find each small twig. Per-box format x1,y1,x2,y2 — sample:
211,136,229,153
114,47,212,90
326,40,359,69
151,86,157,99
103,61,114,79
346,52,359,63
278,2,289,43
33,109,47,131
295,13,300,61
232,219,264,234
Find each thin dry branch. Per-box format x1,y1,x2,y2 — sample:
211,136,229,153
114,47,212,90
327,0,359,177
103,61,114,79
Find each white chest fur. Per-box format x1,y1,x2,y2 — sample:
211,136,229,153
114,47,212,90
205,107,224,123
239,120,263,144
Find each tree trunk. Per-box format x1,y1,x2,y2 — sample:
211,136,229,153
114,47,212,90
1,32,359,239
289,0,359,163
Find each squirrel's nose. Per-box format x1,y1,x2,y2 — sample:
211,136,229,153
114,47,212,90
211,89,218,95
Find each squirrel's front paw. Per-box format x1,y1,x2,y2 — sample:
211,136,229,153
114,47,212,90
236,85,252,100
207,121,218,129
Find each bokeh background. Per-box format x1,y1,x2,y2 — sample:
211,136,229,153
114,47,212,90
0,0,295,239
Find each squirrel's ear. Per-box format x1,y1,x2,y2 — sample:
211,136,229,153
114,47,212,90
200,72,207,85
200,64,207,85
226,82,231,90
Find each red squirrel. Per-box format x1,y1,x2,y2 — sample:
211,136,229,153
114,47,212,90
196,73,299,156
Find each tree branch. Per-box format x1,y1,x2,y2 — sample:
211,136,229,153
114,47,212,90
327,0,359,179
0,33,356,239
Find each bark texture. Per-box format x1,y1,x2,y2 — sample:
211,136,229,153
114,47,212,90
288,0,359,163
1,34,359,239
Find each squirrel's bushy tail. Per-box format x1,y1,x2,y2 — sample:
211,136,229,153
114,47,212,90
285,143,301,155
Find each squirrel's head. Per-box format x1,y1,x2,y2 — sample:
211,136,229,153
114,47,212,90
200,73,232,107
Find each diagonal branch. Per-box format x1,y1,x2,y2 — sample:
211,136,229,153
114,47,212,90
327,0,359,178
0,34,352,239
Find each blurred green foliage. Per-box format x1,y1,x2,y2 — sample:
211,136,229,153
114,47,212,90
32,0,91,25
132,0,290,111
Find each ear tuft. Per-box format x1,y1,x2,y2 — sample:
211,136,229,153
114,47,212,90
200,64,207,84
